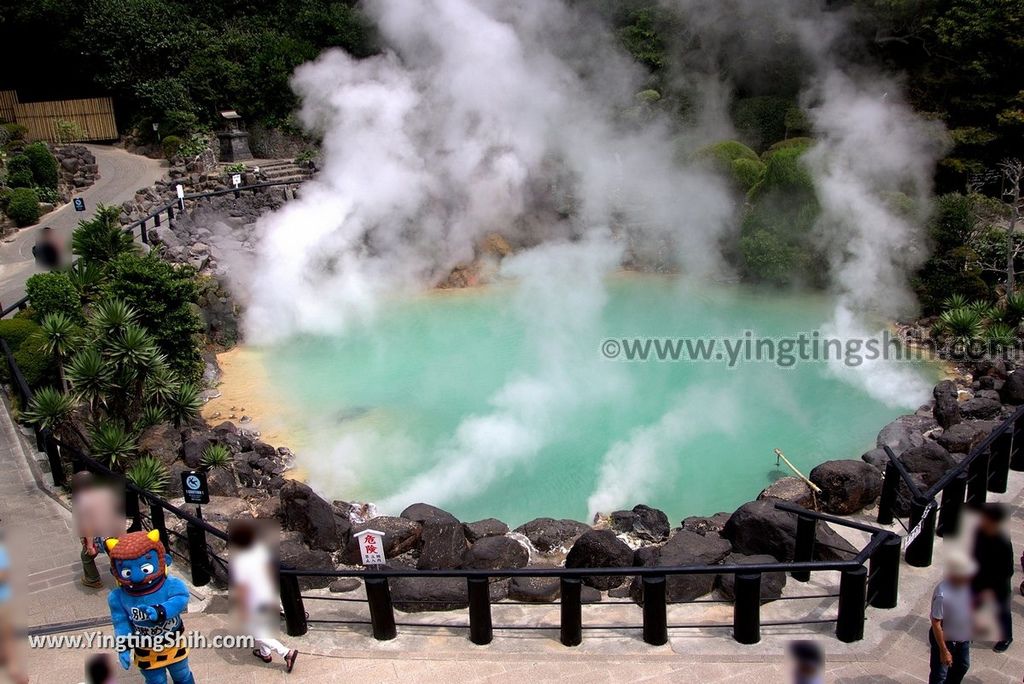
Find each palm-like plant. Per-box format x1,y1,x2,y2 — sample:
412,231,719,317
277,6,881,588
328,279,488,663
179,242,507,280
71,205,136,266
39,312,79,391
89,421,137,469
144,366,180,406
23,387,76,438
1004,291,1024,328
942,294,969,311
938,307,985,347
65,347,112,418
67,260,106,304
166,382,202,428
967,300,996,319
88,299,137,341
986,322,1018,350
201,443,231,470
126,456,169,495
136,405,169,431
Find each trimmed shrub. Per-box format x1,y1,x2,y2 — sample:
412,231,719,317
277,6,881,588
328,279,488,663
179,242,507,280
739,229,812,285
1,123,27,141
6,187,40,226
765,137,814,156
730,158,766,192
0,319,42,350
11,331,58,388
698,140,759,167
6,169,33,188
161,135,184,159
24,142,59,189
732,96,792,151
25,272,80,322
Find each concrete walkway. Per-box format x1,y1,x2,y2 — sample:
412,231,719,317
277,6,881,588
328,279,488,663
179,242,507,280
0,145,167,307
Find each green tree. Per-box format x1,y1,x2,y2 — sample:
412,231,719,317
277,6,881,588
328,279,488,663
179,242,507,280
71,205,136,266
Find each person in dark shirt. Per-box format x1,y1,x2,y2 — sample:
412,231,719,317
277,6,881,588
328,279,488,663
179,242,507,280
972,502,1014,652
31,226,61,269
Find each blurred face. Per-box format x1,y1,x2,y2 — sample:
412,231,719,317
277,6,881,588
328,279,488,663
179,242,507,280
979,515,1000,535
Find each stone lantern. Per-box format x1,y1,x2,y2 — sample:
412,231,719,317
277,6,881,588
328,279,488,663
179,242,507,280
217,110,253,162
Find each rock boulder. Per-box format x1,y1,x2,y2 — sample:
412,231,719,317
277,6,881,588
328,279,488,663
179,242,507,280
514,518,590,554
279,480,348,552
565,530,635,589
809,460,882,515
722,500,857,561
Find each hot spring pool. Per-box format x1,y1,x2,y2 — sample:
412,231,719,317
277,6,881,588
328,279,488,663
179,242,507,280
239,276,937,526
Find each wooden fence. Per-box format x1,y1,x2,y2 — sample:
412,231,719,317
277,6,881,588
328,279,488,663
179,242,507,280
0,91,117,142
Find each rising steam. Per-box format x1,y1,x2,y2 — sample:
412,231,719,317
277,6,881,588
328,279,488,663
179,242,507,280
236,0,945,516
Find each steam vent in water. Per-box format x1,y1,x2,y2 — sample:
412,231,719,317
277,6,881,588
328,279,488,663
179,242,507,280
1,0,1023,682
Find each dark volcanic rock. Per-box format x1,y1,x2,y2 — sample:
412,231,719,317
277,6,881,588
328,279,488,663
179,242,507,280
681,513,730,537
899,442,956,486
508,576,560,603
204,466,238,497
876,415,937,456
279,480,348,552
400,503,459,525
391,576,507,612
933,380,961,429
1000,371,1024,405
417,521,469,570
723,500,857,561
328,578,362,593
861,447,890,471
960,397,1001,420
279,541,333,590
937,422,986,454
463,518,509,542
462,536,529,570
809,460,882,515
565,530,634,590
716,553,787,602
758,477,815,508
514,518,590,554
630,529,731,603
137,423,182,467
608,505,671,542
343,517,422,564
181,433,215,469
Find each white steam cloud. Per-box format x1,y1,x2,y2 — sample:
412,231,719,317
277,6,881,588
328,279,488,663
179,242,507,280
233,0,946,513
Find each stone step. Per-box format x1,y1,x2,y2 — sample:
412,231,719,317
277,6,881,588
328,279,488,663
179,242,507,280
263,167,312,180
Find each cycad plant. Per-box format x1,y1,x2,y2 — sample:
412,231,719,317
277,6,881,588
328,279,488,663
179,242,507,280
65,347,112,418
23,387,76,439
71,205,136,265
89,421,137,470
938,307,985,347
66,260,105,305
126,456,169,495
986,323,1018,350
166,382,202,428
201,443,231,470
942,294,969,311
39,312,78,391
1004,291,1024,328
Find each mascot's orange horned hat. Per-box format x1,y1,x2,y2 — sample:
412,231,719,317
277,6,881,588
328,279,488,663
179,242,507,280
106,529,168,590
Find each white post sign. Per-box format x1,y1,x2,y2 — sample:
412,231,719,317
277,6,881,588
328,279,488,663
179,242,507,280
354,529,386,566
231,173,242,188
176,184,185,210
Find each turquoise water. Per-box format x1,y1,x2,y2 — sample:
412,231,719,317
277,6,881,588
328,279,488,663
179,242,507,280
262,276,936,526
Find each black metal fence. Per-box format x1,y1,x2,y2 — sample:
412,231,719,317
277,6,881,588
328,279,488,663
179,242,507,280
0,181,1018,649
876,405,1024,568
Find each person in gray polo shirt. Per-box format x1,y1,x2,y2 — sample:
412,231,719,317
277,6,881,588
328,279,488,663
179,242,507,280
929,553,977,684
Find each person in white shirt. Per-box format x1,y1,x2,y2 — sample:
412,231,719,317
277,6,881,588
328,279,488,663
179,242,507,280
228,520,298,673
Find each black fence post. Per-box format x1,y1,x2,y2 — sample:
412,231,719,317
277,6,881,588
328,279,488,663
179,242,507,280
42,430,65,488
138,219,148,245
877,460,900,525
905,497,936,568
365,576,397,641
733,572,761,645
34,425,44,452
937,471,967,538
836,565,867,643
1011,414,1024,470
988,433,1011,493
966,451,989,505
185,518,211,587
124,489,142,532
560,577,582,647
641,575,668,646
467,576,493,646
166,204,175,220
792,514,816,582
868,534,901,609
149,501,168,553
279,571,307,637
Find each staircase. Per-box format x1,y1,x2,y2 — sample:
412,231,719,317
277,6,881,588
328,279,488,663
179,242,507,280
220,159,314,184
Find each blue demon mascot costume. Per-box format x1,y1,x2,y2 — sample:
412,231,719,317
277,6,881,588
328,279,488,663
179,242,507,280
106,529,195,683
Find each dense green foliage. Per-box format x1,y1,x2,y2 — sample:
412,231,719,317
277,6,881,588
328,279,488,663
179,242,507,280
2,0,375,132
25,272,80,322
6,187,40,226
104,252,203,380
70,205,137,265
22,143,59,189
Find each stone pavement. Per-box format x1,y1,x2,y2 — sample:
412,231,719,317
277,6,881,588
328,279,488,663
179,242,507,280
0,144,167,307
5,388,1024,681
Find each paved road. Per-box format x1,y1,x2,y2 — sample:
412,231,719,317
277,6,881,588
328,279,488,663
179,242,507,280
0,145,166,308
